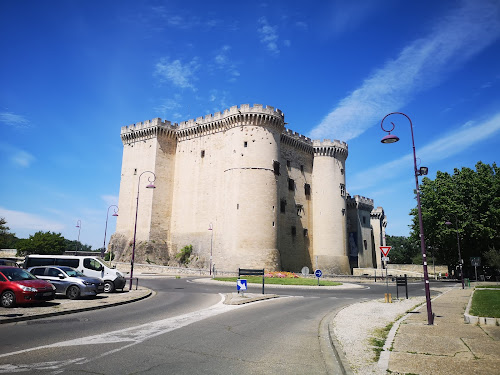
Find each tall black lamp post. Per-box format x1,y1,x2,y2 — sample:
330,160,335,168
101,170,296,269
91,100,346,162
130,171,156,290
445,216,465,289
381,112,434,325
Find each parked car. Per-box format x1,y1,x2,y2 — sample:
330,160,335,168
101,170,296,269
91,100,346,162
0,266,56,308
28,266,104,299
23,255,125,293
0,259,19,267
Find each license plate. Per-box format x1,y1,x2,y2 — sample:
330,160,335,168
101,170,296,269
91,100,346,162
43,292,52,296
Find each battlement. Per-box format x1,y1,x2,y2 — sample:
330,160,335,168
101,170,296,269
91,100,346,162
347,195,374,210
121,118,178,135
370,207,385,219
177,104,284,130
283,128,312,144
312,139,348,158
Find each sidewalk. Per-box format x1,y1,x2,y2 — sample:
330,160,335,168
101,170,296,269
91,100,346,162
0,286,153,324
388,286,500,375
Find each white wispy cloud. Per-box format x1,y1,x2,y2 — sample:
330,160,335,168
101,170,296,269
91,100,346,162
0,142,35,168
0,207,65,233
154,57,200,90
310,0,500,142
213,45,240,82
349,111,500,191
0,112,30,128
101,195,119,208
154,95,182,118
258,17,280,55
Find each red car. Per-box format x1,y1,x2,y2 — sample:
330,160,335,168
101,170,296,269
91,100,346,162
0,266,56,308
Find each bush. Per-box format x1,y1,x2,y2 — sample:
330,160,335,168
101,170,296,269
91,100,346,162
176,245,193,264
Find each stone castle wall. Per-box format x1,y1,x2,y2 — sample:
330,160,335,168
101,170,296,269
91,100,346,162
109,104,385,274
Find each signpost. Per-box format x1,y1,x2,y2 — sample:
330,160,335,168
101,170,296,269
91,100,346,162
471,257,481,281
237,279,247,296
380,246,392,303
315,269,322,286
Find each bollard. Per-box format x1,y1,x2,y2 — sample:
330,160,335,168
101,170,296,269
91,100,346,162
385,293,392,303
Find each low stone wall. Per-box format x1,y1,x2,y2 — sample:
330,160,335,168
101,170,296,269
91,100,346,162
113,262,239,277
387,264,448,275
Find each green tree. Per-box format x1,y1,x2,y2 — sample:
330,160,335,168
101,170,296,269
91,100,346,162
16,231,66,256
409,162,500,267
64,239,93,253
385,235,419,264
0,217,19,249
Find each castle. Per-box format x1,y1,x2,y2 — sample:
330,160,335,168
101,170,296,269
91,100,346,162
109,104,387,274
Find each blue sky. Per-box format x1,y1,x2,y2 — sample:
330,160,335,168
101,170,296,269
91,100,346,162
1,0,499,250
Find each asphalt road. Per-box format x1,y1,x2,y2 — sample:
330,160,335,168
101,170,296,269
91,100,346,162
0,277,452,374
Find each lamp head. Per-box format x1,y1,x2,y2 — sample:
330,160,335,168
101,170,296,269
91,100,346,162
381,134,400,144
112,213,119,217
146,183,156,189
418,167,429,176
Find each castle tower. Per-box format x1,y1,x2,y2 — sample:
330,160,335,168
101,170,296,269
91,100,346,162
346,195,375,269
311,140,350,274
370,207,386,269
110,118,177,264
220,104,284,270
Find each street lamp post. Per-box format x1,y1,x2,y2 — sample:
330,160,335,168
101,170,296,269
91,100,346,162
75,220,81,255
103,205,119,259
208,223,213,275
130,171,156,290
445,216,465,289
381,112,434,325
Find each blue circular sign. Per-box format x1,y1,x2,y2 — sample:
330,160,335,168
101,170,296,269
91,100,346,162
315,269,322,278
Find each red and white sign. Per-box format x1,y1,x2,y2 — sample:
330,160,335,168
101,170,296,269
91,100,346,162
380,246,392,257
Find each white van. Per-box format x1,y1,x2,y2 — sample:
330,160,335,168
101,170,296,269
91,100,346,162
23,255,126,292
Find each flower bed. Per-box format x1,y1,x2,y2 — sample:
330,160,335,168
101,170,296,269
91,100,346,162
264,271,299,278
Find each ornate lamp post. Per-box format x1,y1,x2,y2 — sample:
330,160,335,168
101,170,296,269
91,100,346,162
102,205,119,259
75,220,81,255
130,171,156,290
381,112,434,325
208,223,213,275
445,216,465,289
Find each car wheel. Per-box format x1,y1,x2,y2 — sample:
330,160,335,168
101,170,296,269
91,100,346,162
1,291,16,308
104,281,114,293
66,285,80,300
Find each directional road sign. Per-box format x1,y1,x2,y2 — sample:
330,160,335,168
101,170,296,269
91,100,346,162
237,279,248,291
314,269,322,278
380,246,392,257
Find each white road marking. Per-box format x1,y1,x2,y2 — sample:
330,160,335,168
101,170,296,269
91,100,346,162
0,294,244,372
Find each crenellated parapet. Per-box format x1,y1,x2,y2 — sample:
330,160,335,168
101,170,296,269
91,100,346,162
370,207,385,219
176,104,284,141
312,139,348,160
347,195,374,211
281,128,313,153
121,118,178,144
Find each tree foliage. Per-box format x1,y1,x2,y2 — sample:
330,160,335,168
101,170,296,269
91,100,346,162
0,217,19,249
385,235,420,264
409,162,500,268
16,231,66,255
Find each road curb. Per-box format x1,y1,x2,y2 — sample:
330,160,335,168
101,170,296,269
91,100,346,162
0,289,153,325
464,287,500,325
325,305,355,375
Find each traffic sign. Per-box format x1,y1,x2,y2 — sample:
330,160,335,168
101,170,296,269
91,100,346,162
315,269,322,278
380,246,392,257
237,279,247,291
382,256,389,262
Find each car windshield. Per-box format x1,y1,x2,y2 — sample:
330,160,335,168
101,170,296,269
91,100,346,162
63,269,85,277
1,268,37,281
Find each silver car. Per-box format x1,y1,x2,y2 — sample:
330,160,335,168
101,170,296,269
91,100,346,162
28,266,104,299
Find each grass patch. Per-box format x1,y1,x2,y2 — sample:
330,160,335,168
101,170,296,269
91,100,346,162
470,290,500,318
213,276,342,286
475,285,500,289
369,321,394,361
